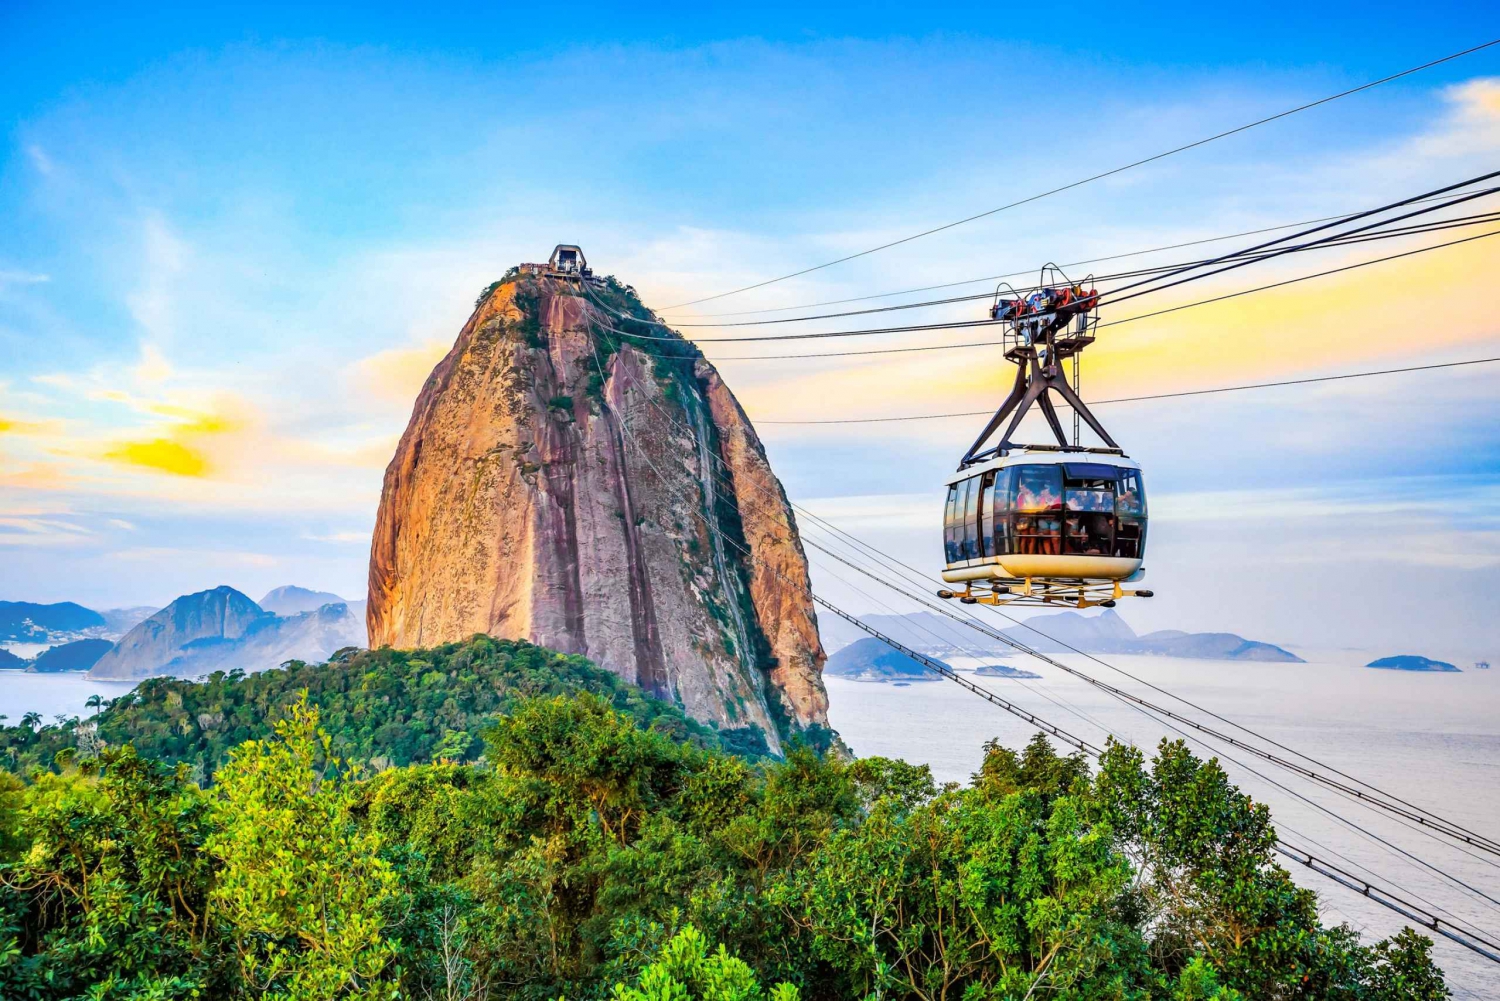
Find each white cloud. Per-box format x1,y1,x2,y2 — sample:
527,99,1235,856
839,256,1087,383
301,530,370,544
25,144,53,175
125,215,188,346
108,546,278,568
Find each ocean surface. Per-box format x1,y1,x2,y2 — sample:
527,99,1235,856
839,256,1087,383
2,660,1497,994
826,656,1500,998
0,670,138,725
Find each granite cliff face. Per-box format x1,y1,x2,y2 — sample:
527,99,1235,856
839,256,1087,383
367,273,827,750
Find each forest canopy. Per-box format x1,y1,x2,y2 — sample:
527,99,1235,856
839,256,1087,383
0,636,1449,999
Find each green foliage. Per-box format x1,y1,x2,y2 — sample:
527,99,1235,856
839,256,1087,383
207,698,399,998
0,636,761,781
548,394,575,412
610,925,800,1001
0,746,222,998
0,639,1456,999
475,279,505,307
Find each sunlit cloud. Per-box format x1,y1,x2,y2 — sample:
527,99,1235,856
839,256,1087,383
0,515,93,547
349,338,451,404
133,343,173,385
125,215,188,347
108,546,278,568
100,438,210,477
301,530,371,543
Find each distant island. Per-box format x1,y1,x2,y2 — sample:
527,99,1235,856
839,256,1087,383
975,663,1042,679
824,638,941,682
1366,655,1460,673
821,609,1302,663
825,640,1043,682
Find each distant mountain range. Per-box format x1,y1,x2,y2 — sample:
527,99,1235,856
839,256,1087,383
1366,655,1459,673
818,609,1301,663
89,586,366,680
0,586,367,680
0,600,104,640
0,601,155,648
258,585,346,617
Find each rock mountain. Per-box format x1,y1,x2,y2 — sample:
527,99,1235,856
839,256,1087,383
88,585,366,680
367,270,828,751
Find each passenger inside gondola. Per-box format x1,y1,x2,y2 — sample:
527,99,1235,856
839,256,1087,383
1064,465,1117,556
1014,465,1062,555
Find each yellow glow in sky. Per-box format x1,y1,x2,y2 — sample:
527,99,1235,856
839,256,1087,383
102,438,210,477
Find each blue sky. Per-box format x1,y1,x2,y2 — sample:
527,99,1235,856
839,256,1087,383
2,3,1499,660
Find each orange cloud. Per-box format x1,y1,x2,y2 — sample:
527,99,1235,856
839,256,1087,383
0,415,61,436
351,339,451,404
102,438,209,477
90,398,248,479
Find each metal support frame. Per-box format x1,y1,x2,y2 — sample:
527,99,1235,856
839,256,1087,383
939,577,1154,610
960,306,1119,469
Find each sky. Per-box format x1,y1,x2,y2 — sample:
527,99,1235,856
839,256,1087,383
2,2,1499,661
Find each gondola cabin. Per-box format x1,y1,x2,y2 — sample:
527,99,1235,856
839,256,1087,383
942,450,1146,593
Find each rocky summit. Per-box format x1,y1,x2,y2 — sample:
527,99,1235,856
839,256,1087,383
367,268,828,751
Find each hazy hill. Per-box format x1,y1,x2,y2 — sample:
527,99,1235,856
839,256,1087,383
30,638,114,673
818,611,1016,657
1367,654,1459,672
88,586,367,681
101,606,158,635
0,600,105,641
825,638,942,682
822,609,1300,663
0,648,25,669
259,585,346,616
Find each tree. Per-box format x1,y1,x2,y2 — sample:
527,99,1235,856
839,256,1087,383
207,696,399,999
0,747,221,998
610,926,799,1001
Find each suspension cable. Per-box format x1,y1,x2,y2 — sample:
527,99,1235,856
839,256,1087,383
661,38,1500,310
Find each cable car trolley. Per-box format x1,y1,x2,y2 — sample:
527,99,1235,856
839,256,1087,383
938,265,1153,609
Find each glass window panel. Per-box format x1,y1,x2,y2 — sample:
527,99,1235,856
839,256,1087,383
942,483,966,564
1117,470,1146,517
1014,465,1063,512
1114,518,1144,559
992,468,1014,555
943,484,960,563
1063,462,1122,479
963,476,982,559
1064,509,1114,555
979,471,996,558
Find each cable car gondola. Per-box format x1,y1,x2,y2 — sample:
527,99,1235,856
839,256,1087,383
938,266,1153,609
